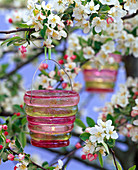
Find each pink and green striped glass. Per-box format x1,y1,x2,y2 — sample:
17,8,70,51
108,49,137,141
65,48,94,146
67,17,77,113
24,90,80,148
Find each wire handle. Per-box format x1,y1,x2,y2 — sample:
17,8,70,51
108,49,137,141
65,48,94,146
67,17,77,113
30,58,73,103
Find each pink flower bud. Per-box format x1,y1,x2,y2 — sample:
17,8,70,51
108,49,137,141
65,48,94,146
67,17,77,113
8,18,13,23
6,139,11,143
66,19,73,26
106,17,114,24
75,143,82,149
135,91,138,96
16,112,21,116
8,154,15,161
43,63,48,69
62,83,67,89
131,110,138,117
0,145,3,150
4,131,8,136
71,55,76,60
81,154,86,160
94,154,98,159
2,125,8,130
14,166,17,170
64,54,68,60
120,118,126,124
115,119,119,124
127,132,130,137
39,63,48,71
58,60,64,65
19,46,27,54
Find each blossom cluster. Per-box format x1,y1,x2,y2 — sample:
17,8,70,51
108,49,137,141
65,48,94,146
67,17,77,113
0,0,27,8
81,119,118,161
0,79,24,112
3,0,137,50
23,0,67,48
98,77,138,142
66,32,120,69
33,54,82,92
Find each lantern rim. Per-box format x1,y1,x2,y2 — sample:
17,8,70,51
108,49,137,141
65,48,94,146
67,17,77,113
24,89,79,99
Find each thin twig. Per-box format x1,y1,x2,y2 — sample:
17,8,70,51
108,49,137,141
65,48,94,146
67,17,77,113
110,148,119,170
122,10,138,20
0,28,35,34
8,148,47,170
50,148,78,167
0,50,43,80
54,80,63,89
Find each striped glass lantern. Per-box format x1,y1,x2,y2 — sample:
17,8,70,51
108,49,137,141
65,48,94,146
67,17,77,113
83,53,121,93
24,90,79,148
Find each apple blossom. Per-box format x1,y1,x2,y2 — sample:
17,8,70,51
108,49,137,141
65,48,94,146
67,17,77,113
54,159,63,170
19,154,25,161
92,17,106,33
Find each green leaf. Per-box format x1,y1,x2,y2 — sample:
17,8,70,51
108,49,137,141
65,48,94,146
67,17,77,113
13,104,23,112
12,124,21,133
128,165,136,170
102,141,109,154
40,25,47,38
19,132,26,148
94,41,103,51
21,117,27,126
0,94,8,102
98,152,103,168
106,139,115,148
80,132,90,141
15,136,23,153
0,135,4,145
75,118,86,129
18,23,31,28
100,5,110,12
1,36,21,46
11,114,18,121
2,64,9,71
116,160,122,170
28,163,37,170
90,13,99,22
42,162,49,168
45,167,55,170
1,152,8,162
86,117,95,127
119,0,123,3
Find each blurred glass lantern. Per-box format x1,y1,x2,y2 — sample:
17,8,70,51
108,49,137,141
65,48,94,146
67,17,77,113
24,90,79,148
83,53,121,93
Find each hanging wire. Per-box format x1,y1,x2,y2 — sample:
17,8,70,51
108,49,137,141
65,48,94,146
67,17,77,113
30,58,73,103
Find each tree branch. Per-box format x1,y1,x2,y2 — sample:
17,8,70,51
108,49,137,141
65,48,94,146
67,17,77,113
0,50,43,80
8,148,47,170
45,147,108,170
110,148,118,170
0,28,35,34
122,10,138,20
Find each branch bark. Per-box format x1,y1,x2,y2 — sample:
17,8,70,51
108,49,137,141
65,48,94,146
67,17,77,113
0,50,43,80
8,148,47,170
122,10,138,20
0,28,35,34
45,147,108,170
